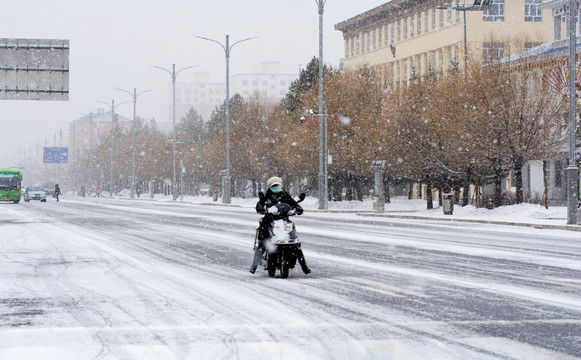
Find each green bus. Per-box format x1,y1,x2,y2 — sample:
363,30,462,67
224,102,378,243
0,169,23,203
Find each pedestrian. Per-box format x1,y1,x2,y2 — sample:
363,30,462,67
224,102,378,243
96,186,100,198
54,184,61,202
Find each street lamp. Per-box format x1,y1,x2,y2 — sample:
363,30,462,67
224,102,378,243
196,34,256,204
116,87,153,199
437,1,489,71
300,109,328,209
97,99,129,198
313,0,328,209
567,0,579,224
151,64,197,201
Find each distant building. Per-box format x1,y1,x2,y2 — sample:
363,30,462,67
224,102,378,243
230,62,297,104
173,72,226,124
70,108,132,155
334,0,553,87
169,62,297,123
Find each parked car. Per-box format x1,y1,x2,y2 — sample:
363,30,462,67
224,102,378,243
24,186,47,202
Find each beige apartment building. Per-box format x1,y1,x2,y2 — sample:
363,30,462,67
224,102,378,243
335,0,554,86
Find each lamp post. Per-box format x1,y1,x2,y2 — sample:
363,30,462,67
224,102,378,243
116,88,153,199
300,109,328,209
437,1,489,70
314,0,328,209
197,34,256,204
567,0,579,224
151,64,197,200
97,99,128,198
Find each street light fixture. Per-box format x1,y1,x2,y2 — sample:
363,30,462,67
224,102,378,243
436,1,490,71
116,87,153,199
196,34,256,204
151,64,197,201
97,99,129,198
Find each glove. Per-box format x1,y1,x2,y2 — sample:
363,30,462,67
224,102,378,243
256,202,265,214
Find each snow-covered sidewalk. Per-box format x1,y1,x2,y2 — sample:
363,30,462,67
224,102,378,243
99,191,580,231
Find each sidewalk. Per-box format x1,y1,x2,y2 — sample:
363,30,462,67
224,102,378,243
107,192,581,232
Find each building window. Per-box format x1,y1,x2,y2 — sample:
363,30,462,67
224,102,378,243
242,80,249,86
391,23,395,43
351,37,355,56
440,8,445,28
439,49,444,72
404,17,408,39
555,160,563,187
483,0,504,22
384,25,389,45
403,59,408,81
397,20,402,41
482,42,504,64
410,15,415,37
378,28,382,47
448,46,453,67
418,12,422,35
372,30,377,50
416,55,422,76
524,0,542,22
432,8,437,30
456,1,461,22
425,11,430,33
345,40,349,57
524,42,541,50
356,35,360,55
447,5,453,25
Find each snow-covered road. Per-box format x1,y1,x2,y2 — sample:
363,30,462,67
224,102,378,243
1,198,580,359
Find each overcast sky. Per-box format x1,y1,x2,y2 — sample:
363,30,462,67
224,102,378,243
0,0,387,166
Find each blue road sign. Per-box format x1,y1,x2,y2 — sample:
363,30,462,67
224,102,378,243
43,147,68,164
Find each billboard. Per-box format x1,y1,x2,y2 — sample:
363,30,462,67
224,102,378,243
43,147,68,164
0,38,69,101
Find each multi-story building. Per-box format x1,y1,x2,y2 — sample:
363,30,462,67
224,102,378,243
335,0,554,87
230,62,297,103
173,72,226,123
170,62,297,123
70,108,132,154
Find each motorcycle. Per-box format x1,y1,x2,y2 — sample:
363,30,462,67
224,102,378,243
254,192,305,278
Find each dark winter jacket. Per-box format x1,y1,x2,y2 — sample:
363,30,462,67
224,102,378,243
256,188,303,215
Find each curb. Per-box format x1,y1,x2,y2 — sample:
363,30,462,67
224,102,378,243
358,212,581,232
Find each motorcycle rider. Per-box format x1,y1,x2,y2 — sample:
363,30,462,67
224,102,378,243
250,176,311,275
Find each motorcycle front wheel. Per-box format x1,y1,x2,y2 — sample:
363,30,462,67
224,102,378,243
267,255,276,277
280,261,289,278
